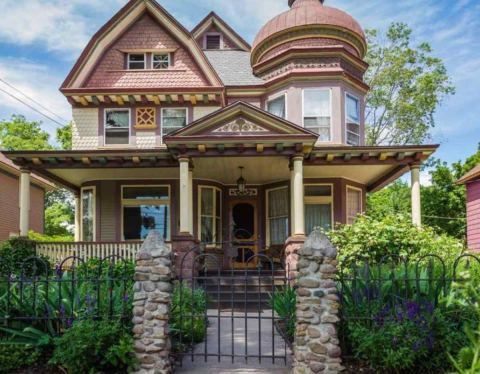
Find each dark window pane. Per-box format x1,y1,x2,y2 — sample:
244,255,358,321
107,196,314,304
123,186,169,200
206,35,221,50
128,54,145,69
305,185,332,197
123,205,169,240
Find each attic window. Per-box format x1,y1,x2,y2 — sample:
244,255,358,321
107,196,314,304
152,53,170,69
205,34,221,50
128,53,145,70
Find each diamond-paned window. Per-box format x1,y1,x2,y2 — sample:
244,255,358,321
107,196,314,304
153,54,170,69
136,108,156,128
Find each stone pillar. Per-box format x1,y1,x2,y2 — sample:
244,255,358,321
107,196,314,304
291,156,305,236
293,229,343,374
74,194,81,242
179,158,191,235
19,169,31,237
132,231,174,374
410,163,421,227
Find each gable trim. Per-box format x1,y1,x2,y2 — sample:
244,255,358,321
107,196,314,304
62,0,223,89
192,11,251,52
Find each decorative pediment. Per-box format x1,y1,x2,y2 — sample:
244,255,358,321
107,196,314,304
212,118,269,134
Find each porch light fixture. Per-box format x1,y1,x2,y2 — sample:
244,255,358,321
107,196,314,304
237,167,247,194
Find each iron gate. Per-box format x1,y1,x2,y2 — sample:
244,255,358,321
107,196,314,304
174,248,293,366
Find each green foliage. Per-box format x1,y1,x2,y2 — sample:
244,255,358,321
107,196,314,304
0,237,50,276
0,344,41,373
365,22,454,146
170,281,207,352
329,214,465,267
28,230,73,242
44,202,75,237
0,326,54,347
0,115,52,151
50,320,136,374
56,122,72,150
367,181,411,219
269,285,296,341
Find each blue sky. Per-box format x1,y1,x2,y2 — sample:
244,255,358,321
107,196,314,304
0,0,478,171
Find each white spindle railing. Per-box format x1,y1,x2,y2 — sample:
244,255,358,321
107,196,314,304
35,241,144,264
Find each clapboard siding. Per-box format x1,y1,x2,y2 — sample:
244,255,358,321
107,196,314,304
467,180,480,251
100,181,117,242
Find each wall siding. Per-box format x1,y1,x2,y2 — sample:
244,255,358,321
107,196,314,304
136,131,157,148
100,181,117,242
467,180,480,251
193,106,221,121
72,107,99,150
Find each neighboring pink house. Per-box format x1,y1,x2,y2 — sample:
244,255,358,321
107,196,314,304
458,165,480,251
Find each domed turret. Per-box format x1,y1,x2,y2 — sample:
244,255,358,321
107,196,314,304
251,0,366,71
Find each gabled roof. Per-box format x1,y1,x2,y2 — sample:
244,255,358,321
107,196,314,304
457,164,480,185
204,51,264,86
61,0,222,90
164,101,318,145
192,11,251,52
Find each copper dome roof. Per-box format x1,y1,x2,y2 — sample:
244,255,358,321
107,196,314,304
252,0,366,53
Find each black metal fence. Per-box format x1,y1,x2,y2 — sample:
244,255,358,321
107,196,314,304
0,255,133,338
337,254,480,356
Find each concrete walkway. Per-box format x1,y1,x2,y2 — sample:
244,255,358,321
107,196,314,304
176,309,292,374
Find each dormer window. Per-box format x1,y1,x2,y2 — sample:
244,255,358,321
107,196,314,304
128,53,146,70
153,53,170,69
346,93,360,146
303,89,331,142
205,34,221,50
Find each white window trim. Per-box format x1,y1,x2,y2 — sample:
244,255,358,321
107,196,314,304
266,91,288,119
304,183,334,231
80,186,96,242
266,186,289,247
127,52,147,70
161,107,188,141
120,185,171,241
204,32,223,50
345,92,361,146
151,53,171,69
346,185,363,224
302,88,332,143
198,185,222,247
104,108,131,147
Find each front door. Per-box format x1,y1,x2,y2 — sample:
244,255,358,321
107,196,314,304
229,200,257,269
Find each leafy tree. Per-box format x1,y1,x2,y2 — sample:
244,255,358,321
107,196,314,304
0,115,52,150
365,23,455,145
44,201,74,237
56,122,72,150
367,180,411,218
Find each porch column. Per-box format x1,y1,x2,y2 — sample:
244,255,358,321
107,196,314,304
74,194,81,241
179,157,192,235
290,166,296,235
19,169,31,237
411,163,422,226
188,168,194,234
291,156,305,236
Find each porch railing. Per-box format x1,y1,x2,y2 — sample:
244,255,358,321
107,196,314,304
36,241,143,264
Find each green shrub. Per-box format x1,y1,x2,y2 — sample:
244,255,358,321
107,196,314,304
50,320,136,374
28,231,73,243
329,214,465,267
170,281,207,352
0,344,41,373
0,237,50,277
269,285,296,341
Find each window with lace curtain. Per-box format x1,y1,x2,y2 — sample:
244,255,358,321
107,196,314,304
199,186,222,245
161,108,187,137
266,187,289,246
347,186,362,224
81,187,95,242
346,93,360,145
303,89,331,141
304,184,333,234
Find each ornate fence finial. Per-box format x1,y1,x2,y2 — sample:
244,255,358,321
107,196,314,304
293,228,343,374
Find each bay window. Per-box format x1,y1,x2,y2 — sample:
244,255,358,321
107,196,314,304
347,186,362,224
304,185,333,234
199,186,222,245
303,89,331,141
267,94,286,119
267,187,289,246
346,93,360,145
162,108,187,137
81,187,95,242
122,186,170,241
105,109,130,145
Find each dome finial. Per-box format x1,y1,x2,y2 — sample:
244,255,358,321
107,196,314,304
289,0,324,7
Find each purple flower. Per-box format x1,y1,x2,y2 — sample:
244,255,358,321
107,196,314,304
123,293,129,302
55,264,62,278
66,318,73,328
405,301,420,320
412,340,422,352
44,304,53,317
425,332,434,351
59,303,65,317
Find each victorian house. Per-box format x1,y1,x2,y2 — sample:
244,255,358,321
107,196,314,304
3,0,437,270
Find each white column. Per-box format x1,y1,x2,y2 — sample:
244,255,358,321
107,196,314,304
188,168,193,235
290,166,296,236
291,156,305,236
411,164,422,226
179,158,191,235
74,194,81,241
19,169,31,237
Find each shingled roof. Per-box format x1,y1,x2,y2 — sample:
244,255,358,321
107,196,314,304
457,164,480,185
204,51,264,86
